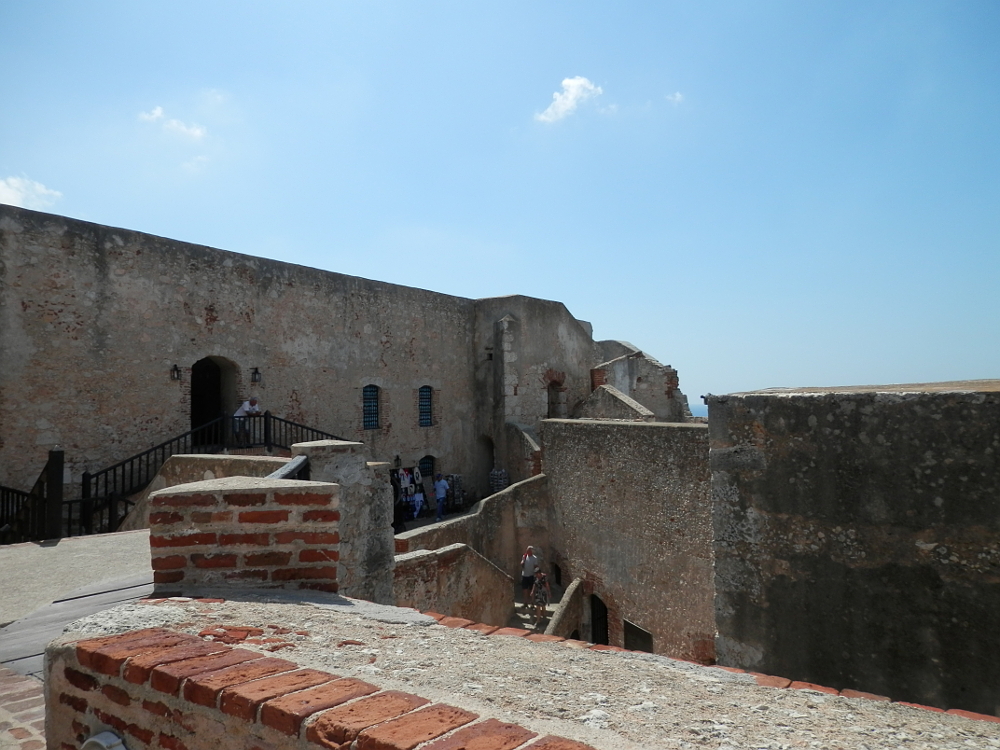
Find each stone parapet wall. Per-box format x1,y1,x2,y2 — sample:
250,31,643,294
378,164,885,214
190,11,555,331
45,626,596,750
148,477,340,594
394,474,550,581
292,441,394,604
574,385,654,422
545,578,584,640
393,543,514,626
709,384,1000,715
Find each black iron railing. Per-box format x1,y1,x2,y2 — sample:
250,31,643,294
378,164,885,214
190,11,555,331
0,449,63,544
0,484,35,544
82,416,228,503
2,413,341,544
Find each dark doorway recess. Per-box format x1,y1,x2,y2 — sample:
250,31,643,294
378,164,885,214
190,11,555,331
191,358,222,432
591,594,609,645
190,356,238,446
624,619,654,653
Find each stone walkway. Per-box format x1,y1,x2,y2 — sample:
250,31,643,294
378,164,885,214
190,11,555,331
0,667,44,750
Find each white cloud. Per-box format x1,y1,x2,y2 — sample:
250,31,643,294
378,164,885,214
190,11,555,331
164,118,206,140
0,176,62,210
535,76,603,123
139,105,206,139
665,92,684,105
138,106,164,122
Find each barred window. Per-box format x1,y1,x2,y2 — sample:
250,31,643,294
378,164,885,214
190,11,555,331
418,385,433,427
419,455,435,479
363,384,380,429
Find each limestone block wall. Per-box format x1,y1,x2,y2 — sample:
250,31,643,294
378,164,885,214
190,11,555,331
148,477,340,594
393,543,514,626
0,205,481,493
709,382,1000,715
473,296,600,475
540,419,714,661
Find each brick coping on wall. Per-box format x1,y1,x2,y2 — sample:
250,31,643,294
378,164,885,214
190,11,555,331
45,594,999,750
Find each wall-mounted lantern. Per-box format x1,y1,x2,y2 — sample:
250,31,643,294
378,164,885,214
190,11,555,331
251,367,262,383
394,455,402,469
170,364,182,381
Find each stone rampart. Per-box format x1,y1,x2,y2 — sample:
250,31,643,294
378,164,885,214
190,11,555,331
709,382,1000,714
541,419,714,661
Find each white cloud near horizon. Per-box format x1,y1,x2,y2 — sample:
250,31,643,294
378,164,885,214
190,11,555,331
0,176,62,210
535,76,603,123
139,105,206,139
665,92,684,105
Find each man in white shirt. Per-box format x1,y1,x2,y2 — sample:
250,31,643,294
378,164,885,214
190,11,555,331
233,397,260,445
434,474,450,520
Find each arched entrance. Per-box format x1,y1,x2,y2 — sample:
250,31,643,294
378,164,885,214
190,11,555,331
190,357,238,442
590,593,609,646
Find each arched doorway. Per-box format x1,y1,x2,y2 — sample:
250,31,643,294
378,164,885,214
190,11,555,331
590,594,609,646
190,357,238,443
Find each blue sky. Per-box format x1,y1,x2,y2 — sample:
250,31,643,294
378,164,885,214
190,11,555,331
2,1,998,414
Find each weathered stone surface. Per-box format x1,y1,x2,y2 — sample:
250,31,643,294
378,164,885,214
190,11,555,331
393,544,513,626
1,205,688,504
710,383,1000,714
541,419,714,660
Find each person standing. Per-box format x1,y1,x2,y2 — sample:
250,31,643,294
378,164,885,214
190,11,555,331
531,569,551,629
520,546,540,609
434,473,450,521
233,397,260,446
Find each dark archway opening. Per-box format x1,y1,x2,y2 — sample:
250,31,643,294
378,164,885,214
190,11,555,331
191,358,223,432
590,594,609,645
190,356,238,446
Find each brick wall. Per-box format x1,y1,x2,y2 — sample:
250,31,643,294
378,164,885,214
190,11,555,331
292,441,394,604
149,477,340,594
45,627,597,750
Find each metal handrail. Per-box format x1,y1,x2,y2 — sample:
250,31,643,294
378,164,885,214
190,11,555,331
266,454,310,480
2,414,339,545
83,416,229,501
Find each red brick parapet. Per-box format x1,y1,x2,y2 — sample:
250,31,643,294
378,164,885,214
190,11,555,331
45,627,599,750
148,477,340,594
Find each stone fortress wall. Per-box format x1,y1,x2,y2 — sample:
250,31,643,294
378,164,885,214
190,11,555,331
5,204,1000,718
0,204,689,497
709,382,1000,716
